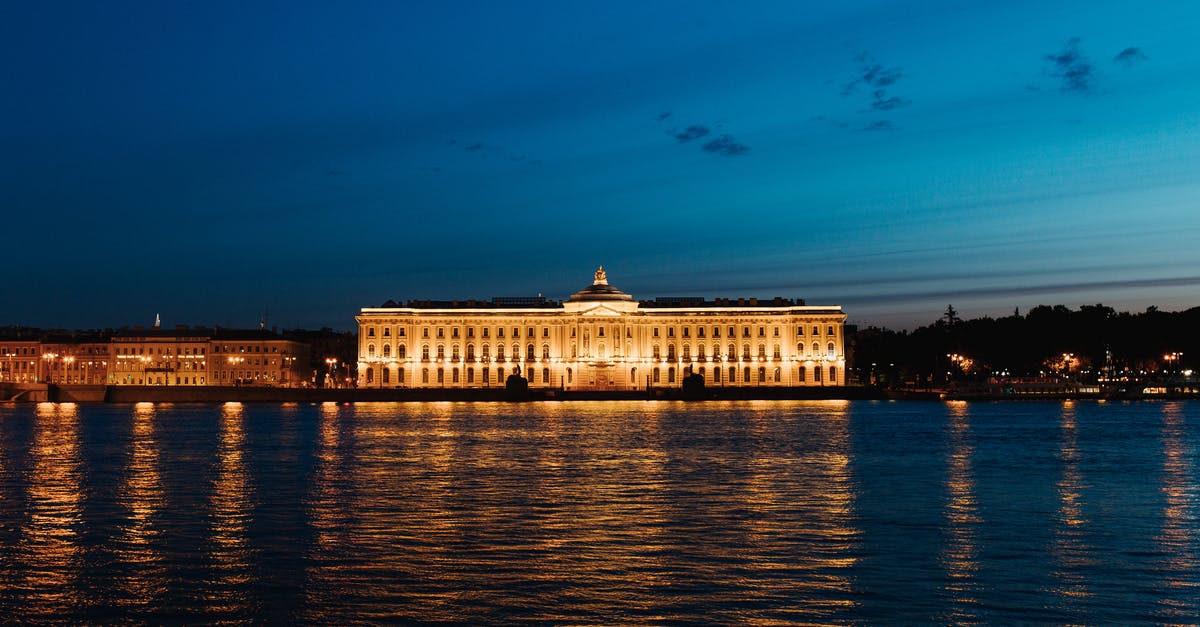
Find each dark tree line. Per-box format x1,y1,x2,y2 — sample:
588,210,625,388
850,304,1200,387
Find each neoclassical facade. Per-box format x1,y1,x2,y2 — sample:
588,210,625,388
356,268,847,390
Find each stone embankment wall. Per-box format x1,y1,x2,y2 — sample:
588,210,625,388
1,384,883,403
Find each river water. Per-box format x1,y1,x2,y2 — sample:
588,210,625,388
0,400,1196,624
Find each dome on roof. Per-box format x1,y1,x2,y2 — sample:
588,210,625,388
568,266,634,302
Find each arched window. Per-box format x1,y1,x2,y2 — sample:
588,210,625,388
773,367,781,382
713,368,721,382
542,367,549,384
496,345,505,360
436,344,445,360
421,368,429,383
368,344,376,358
366,367,374,383
653,368,660,383
757,344,766,358
382,367,390,383
382,344,391,358
398,344,407,359
437,368,444,384
827,342,836,357
526,344,535,360
773,344,781,359
668,367,676,383
728,366,736,382
482,344,490,359
682,345,691,360
728,344,736,360
758,367,766,382
667,344,677,360
566,368,573,384
542,344,550,359
829,366,837,383
398,367,405,383
422,345,430,360
653,345,661,359
452,345,460,361
466,344,475,360
743,366,751,382
798,366,807,382
797,343,804,356
452,368,459,383
812,342,820,355
742,344,751,360
512,344,520,361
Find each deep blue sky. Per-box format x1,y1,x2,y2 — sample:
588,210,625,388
3,1,1198,330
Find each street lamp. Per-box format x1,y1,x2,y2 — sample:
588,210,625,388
41,352,58,383
227,355,245,385
325,357,338,388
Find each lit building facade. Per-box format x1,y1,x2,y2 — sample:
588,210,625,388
109,327,310,387
356,268,847,390
0,340,43,383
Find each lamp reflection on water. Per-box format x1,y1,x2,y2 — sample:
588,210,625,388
1050,400,1094,606
941,401,980,623
115,402,167,609
1156,402,1197,619
205,401,253,616
21,402,84,617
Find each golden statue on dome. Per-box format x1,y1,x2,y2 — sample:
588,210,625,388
594,265,608,285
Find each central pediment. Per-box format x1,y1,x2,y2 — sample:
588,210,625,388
563,300,638,315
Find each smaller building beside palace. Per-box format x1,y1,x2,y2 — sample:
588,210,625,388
356,268,847,390
2,326,310,387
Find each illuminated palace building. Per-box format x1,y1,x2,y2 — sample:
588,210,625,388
356,268,847,390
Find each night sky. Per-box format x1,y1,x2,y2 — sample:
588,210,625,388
4,1,1198,330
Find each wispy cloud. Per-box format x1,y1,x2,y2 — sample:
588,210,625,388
674,125,711,143
839,52,910,120
1044,38,1093,93
701,135,749,157
862,120,896,132
870,89,910,111
655,111,672,122
463,142,484,152
1113,46,1148,67
842,55,905,95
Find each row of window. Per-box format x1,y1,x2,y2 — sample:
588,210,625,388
365,340,839,361
365,323,841,340
362,364,838,385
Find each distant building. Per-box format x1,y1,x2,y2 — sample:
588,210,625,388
108,326,310,387
356,267,847,390
0,338,44,383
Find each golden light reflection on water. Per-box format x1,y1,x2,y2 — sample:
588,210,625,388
1156,402,1197,619
114,402,167,609
303,401,354,615
739,401,860,623
296,400,864,623
1050,401,1094,605
941,401,979,622
206,401,254,616
20,402,84,617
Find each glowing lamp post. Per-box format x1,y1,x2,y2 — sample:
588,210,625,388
325,357,338,388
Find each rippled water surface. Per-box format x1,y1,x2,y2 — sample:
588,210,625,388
0,400,1197,623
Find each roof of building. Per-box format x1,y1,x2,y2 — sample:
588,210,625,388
567,266,634,303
